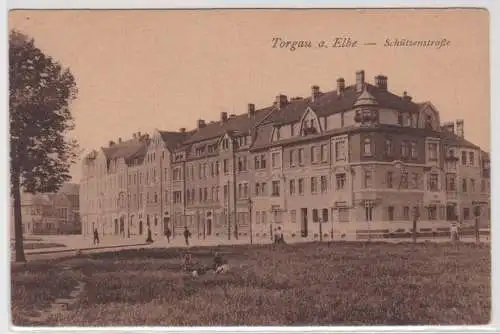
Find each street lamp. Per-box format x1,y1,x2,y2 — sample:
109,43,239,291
247,198,253,245
474,204,481,243
318,218,323,242
412,205,420,243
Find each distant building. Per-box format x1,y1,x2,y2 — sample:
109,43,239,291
80,70,490,242
10,183,81,236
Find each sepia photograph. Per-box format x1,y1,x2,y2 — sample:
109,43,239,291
8,8,491,327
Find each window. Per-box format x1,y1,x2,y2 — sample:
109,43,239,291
320,176,328,193
224,185,229,200
428,205,437,220
446,174,456,191
261,183,267,196
238,184,243,199
412,173,419,189
289,179,296,195
469,152,475,166
400,172,408,189
290,124,295,137
276,127,281,140
243,183,249,198
461,151,467,165
411,141,417,159
298,179,304,195
261,154,267,169
271,152,280,168
338,208,349,222
312,209,319,222
387,206,394,221
298,149,304,165
385,139,393,156
336,173,346,190
321,144,328,162
364,202,374,221
272,181,280,197
322,209,329,223
428,173,439,191
363,138,372,156
223,159,229,174
386,172,393,188
463,208,470,220
254,156,260,169
401,141,409,158
310,177,318,194
154,192,158,203
470,179,476,193
215,161,220,175
289,150,295,167
290,210,297,224
403,206,410,220
462,178,467,192
311,147,318,164
173,191,182,204
256,212,261,224
335,141,346,161
428,143,438,161
481,179,486,192
364,171,373,188
255,183,261,196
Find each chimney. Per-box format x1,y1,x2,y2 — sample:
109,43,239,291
108,140,115,147
311,85,321,102
374,75,388,91
248,103,256,118
356,70,365,92
197,119,206,129
220,112,228,122
402,91,412,102
275,94,288,109
179,127,186,133
456,119,464,138
118,137,122,143
336,78,345,96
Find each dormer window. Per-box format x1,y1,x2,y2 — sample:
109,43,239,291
363,138,373,156
425,115,433,129
276,127,281,140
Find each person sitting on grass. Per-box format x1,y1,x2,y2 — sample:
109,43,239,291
182,251,193,272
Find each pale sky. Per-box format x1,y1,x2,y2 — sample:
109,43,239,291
9,9,490,182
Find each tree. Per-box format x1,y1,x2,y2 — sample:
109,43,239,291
9,30,79,262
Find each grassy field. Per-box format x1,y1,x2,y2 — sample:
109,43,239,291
11,241,491,326
21,243,67,250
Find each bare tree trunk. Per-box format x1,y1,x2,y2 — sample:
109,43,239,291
12,173,26,262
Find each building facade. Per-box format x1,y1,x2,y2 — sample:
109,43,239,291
79,70,490,242
11,183,81,236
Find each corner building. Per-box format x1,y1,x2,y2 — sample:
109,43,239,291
80,70,490,242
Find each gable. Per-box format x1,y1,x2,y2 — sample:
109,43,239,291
299,107,322,136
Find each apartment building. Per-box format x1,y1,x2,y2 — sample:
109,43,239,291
11,183,81,236
79,70,490,241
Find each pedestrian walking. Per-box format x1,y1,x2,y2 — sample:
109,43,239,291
184,226,191,246
146,226,153,243
93,228,100,246
450,221,459,242
165,227,172,243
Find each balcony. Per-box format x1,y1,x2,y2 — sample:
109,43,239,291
423,190,446,206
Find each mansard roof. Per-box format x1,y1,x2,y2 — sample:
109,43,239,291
441,131,480,150
101,137,149,165
260,83,419,128
182,107,274,144
159,130,192,151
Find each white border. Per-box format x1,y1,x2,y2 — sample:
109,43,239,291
2,1,498,333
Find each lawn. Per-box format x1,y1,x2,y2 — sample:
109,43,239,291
11,241,491,326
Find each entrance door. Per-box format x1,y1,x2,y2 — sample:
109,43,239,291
120,217,125,236
114,219,119,235
139,221,143,235
301,208,308,237
206,219,212,236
